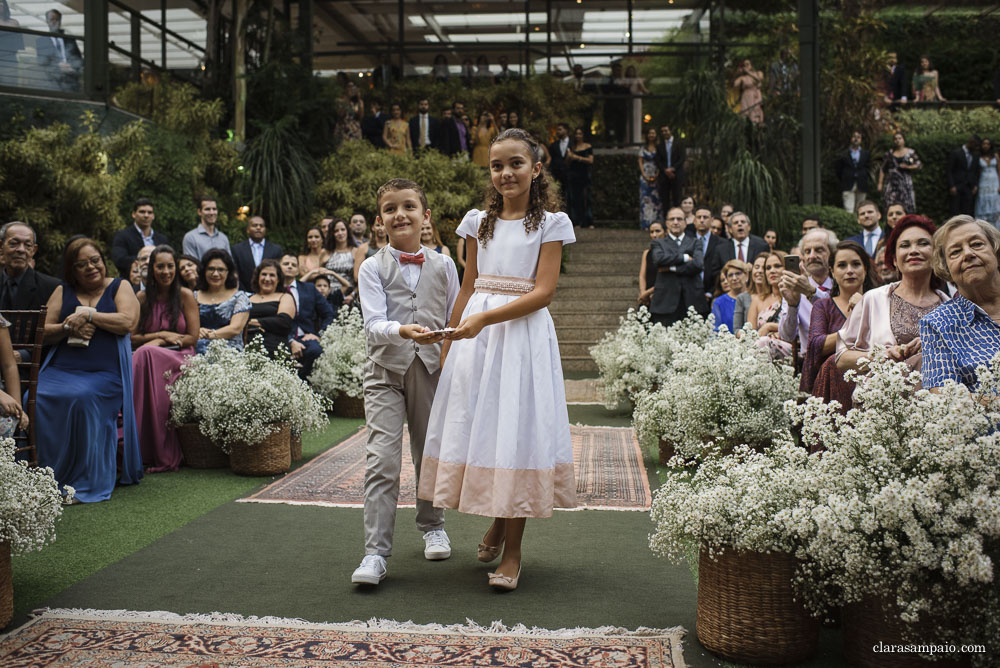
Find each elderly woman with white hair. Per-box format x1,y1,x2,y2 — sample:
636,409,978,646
920,215,1000,391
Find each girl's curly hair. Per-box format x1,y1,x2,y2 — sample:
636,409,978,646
478,128,562,247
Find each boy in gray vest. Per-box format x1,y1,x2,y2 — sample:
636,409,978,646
351,178,460,586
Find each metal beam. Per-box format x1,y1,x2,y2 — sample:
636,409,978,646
798,0,820,205
299,0,313,72
84,0,109,100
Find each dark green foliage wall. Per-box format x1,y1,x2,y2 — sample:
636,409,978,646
593,154,639,224
782,204,860,247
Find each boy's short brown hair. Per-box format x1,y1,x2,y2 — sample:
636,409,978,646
376,178,428,213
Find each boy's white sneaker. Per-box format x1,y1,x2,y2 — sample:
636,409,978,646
351,555,387,585
423,529,452,560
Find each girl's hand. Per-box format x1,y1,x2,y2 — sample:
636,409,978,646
17,410,28,431
0,393,21,420
446,313,488,340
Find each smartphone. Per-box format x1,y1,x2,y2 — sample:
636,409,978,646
426,327,456,336
784,254,801,274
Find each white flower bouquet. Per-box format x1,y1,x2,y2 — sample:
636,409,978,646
778,352,1000,648
310,309,366,400
590,307,712,409
169,341,330,452
634,327,799,462
0,438,70,554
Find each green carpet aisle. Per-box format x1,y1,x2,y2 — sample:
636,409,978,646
6,406,847,666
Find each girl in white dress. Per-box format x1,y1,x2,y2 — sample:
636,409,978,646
418,128,576,591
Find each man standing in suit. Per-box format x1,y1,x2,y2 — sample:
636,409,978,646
883,52,908,107
0,222,61,360
35,9,82,92
548,123,571,198
948,135,982,216
649,207,705,328
438,101,469,157
232,216,283,292
705,211,769,293
408,98,440,154
845,201,884,258
692,206,722,310
655,125,685,210
280,254,334,379
361,100,387,149
835,131,871,213
111,198,170,278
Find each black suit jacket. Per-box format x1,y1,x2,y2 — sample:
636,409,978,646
835,147,871,192
654,138,685,182
408,114,441,151
291,280,334,336
110,226,171,277
548,139,569,186
1,267,60,312
438,118,465,156
649,235,705,316
887,64,907,101
694,233,724,297
705,235,770,294
947,147,982,191
231,239,284,293
34,31,83,90
361,112,387,148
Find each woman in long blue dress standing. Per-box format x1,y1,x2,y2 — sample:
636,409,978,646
638,127,663,229
974,137,1000,226
37,238,143,503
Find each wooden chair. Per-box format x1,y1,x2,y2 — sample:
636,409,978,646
2,307,47,465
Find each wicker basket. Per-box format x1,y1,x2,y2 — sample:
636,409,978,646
229,423,291,476
290,431,302,462
843,596,971,668
658,438,675,465
1,541,12,630
176,423,230,469
697,545,819,664
333,393,366,419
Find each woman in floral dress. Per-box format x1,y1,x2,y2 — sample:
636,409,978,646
638,128,662,229
878,132,921,215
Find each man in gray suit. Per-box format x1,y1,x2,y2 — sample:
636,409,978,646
649,207,705,328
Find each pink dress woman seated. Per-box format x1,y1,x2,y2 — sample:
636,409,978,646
756,299,793,361
132,301,193,472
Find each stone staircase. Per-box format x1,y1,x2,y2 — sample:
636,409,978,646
555,227,650,374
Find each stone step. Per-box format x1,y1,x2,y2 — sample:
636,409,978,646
550,299,633,313
573,227,650,242
552,312,627,327
559,340,606,357
564,249,645,263
557,274,637,288
554,286,637,300
569,240,651,253
563,262,638,276
554,325,621,341
561,355,599,373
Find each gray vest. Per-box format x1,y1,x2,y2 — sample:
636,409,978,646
367,246,449,375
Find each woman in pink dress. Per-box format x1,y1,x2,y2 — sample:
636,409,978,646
734,59,764,125
131,245,200,472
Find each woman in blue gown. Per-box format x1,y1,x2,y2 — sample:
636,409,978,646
37,238,142,503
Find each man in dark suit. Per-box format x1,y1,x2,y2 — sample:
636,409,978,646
947,135,982,216
437,102,469,157
883,52,908,107
649,207,705,328
705,211,770,292
361,100,387,149
654,125,685,210
232,216,284,293
280,254,334,379
691,207,722,309
835,131,871,213
548,123,571,198
110,197,170,278
35,9,83,92
845,201,885,258
408,98,440,154
0,222,61,361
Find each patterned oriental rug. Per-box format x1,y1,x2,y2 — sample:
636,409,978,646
240,426,652,511
0,610,687,667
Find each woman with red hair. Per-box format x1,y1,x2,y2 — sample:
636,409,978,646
836,215,950,377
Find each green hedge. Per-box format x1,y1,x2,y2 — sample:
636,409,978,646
781,204,860,247
593,153,639,224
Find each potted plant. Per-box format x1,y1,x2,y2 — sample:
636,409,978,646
780,353,1000,667
649,440,821,664
310,309,367,419
169,341,329,476
0,438,71,629
590,307,713,410
635,328,798,465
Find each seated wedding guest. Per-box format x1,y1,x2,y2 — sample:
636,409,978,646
194,249,251,354
801,241,874,415
323,218,359,302
128,259,144,292
312,274,344,321
872,239,897,286
638,221,665,307
355,217,391,282
0,312,26,438
349,212,370,247
836,215,949,375
747,251,793,360
734,254,767,330
37,238,143,503
298,226,331,283
178,254,201,290
246,259,295,358
921,216,1000,391
420,219,452,259
712,260,750,332
131,245,199,473
279,254,333,378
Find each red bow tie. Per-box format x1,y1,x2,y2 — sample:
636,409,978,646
399,253,425,265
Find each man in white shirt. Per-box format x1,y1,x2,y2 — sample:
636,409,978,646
777,229,837,356
232,216,283,292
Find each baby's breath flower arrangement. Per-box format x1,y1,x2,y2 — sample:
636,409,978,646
779,352,1000,650
634,328,798,462
310,309,366,400
168,341,329,452
0,438,70,554
590,307,712,409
